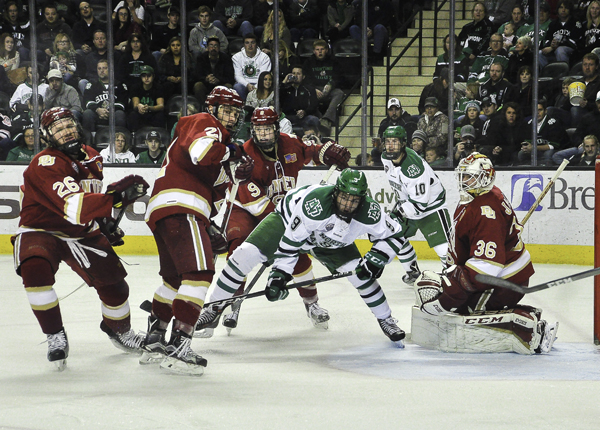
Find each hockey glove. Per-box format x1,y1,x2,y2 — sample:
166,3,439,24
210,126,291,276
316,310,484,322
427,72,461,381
355,249,389,280
106,175,149,209
265,269,292,302
97,216,125,247
319,141,351,170
207,221,228,255
223,154,254,184
390,203,409,231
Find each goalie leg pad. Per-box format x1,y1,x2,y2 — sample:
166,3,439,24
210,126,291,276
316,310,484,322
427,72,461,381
410,306,541,355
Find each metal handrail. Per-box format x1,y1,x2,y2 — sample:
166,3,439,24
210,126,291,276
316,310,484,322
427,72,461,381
333,66,374,141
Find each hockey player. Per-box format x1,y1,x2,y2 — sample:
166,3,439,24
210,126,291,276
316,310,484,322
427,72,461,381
380,125,452,285
195,106,351,336
142,86,255,375
12,107,150,371
201,169,410,346
412,153,559,354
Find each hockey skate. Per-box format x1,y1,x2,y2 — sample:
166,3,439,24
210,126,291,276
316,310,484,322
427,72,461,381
305,302,330,330
139,316,167,365
47,328,69,371
222,304,241,336
536,320,559,354
100,321,145,354
160,330,207,376
378,316,406,348
402,262,421,287
193,304,223,338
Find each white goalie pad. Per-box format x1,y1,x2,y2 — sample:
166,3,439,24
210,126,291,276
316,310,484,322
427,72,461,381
410,306,541,355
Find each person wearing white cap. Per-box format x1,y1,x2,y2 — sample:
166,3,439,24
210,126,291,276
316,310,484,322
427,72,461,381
43,68,83,121
376,97,413,138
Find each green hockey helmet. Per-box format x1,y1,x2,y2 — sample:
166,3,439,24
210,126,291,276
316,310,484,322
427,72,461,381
333,168,368,221
382,125,407,160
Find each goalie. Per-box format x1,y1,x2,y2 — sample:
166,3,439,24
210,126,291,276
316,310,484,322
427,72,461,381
411,153,559,355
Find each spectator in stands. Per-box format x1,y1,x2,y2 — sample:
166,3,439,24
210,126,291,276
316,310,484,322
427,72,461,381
327,0,355,44
549,76,576,126
303,39,344,133
481,101,527,165
435,34,469,82
252,0,287,42
9,63,48,111
117,33,157,90
455,81,480,112
10,94,42,146
82,30,112,89
72,2,105,55
158,36,193,96
275,40,296,81
578,0,600,57
417,97,449,149
150,6,183,62
127,65,165,131
497,4,527,38
47,33,82,91
510,64,534,115
520,99,568,165
453,124,478,165
419,68,449,115
455,100,484,136
44,69,82,121
260,10,292,55
478,61,515,107
573,134,599,165
349,0,393,63
136,130,166,165
113,6,143,52
0,1,30,61
37,3,72,61
539,0,582,69
0,32,19,72
573,0,593,22
572,88,600,144
82,59,128,132
377,97,414,138
288,0,320,43
505,35,533,83
193,36,234,104
469,33,509,82
424,145,446,167
188,6,229,57
232,33,271,100
484,0,517,32
411,129,428,157
458,2,493,62
170,104,200,138
480,94,500,126
213,0,254,38
100,131,136,163
6,125,33,162
572,52,600,126
112,0,145,28
280,65,319,128
516,1,551,45
246,70,274,108
501,22,518,50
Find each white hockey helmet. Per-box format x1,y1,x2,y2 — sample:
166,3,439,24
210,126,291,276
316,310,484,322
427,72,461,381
455,152,495,199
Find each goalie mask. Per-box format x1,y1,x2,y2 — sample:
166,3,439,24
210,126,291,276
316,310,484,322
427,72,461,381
251,107,280,152
455,152,496,201
382,125,408,160
206,86,244,136
40,107,86,160
333,168,368,222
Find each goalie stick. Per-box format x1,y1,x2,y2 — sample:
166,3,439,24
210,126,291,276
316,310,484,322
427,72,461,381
139,270,355,314
475,266,600,294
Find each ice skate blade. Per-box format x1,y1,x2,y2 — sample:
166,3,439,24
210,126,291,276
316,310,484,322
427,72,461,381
193,328,214,338
393,339,405,348
139,351,164,365
109,338,144,355
312,321,329,330
160,357,205,376
52,359,67,371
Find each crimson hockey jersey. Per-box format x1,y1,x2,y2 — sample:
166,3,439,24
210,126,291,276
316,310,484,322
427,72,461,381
235,133,323,220
145,113,233,231
18,145,112,238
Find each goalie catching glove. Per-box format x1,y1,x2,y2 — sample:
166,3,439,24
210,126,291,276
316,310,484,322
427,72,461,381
319,141,351,170
356,249,389,280
106,175,149,209
97,216,125,247
265,269,292,302
414,270,450,315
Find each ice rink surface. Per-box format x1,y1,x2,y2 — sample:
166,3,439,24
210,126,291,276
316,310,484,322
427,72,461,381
1,255,599,430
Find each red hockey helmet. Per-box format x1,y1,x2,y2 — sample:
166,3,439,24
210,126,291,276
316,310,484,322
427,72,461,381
206,86,243,109
251,107,280,151
40,107,85,159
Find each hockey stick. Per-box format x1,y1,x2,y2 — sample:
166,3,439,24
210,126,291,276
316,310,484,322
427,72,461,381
320,164,338,185
204,270,356,308
475,266,600,294
221,181,240,233
521,158,569,225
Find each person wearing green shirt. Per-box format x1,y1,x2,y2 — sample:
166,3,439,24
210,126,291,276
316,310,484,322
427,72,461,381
135,130,166,165
6,127,35,162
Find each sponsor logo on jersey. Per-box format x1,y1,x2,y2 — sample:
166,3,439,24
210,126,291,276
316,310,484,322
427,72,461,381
510,173,543,212
304,197,323,217
325,223,334,231
284,153,297,163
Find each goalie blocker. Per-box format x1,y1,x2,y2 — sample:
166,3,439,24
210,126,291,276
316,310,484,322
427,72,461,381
411,271,558,355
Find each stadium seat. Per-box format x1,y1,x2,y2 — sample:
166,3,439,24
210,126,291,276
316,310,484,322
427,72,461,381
296,39,317,58
332,38,361,89
165,95,202,130
228,38,244,55
568,61,583,78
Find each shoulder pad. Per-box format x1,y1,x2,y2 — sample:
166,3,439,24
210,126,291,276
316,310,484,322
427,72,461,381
354,198,383,225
